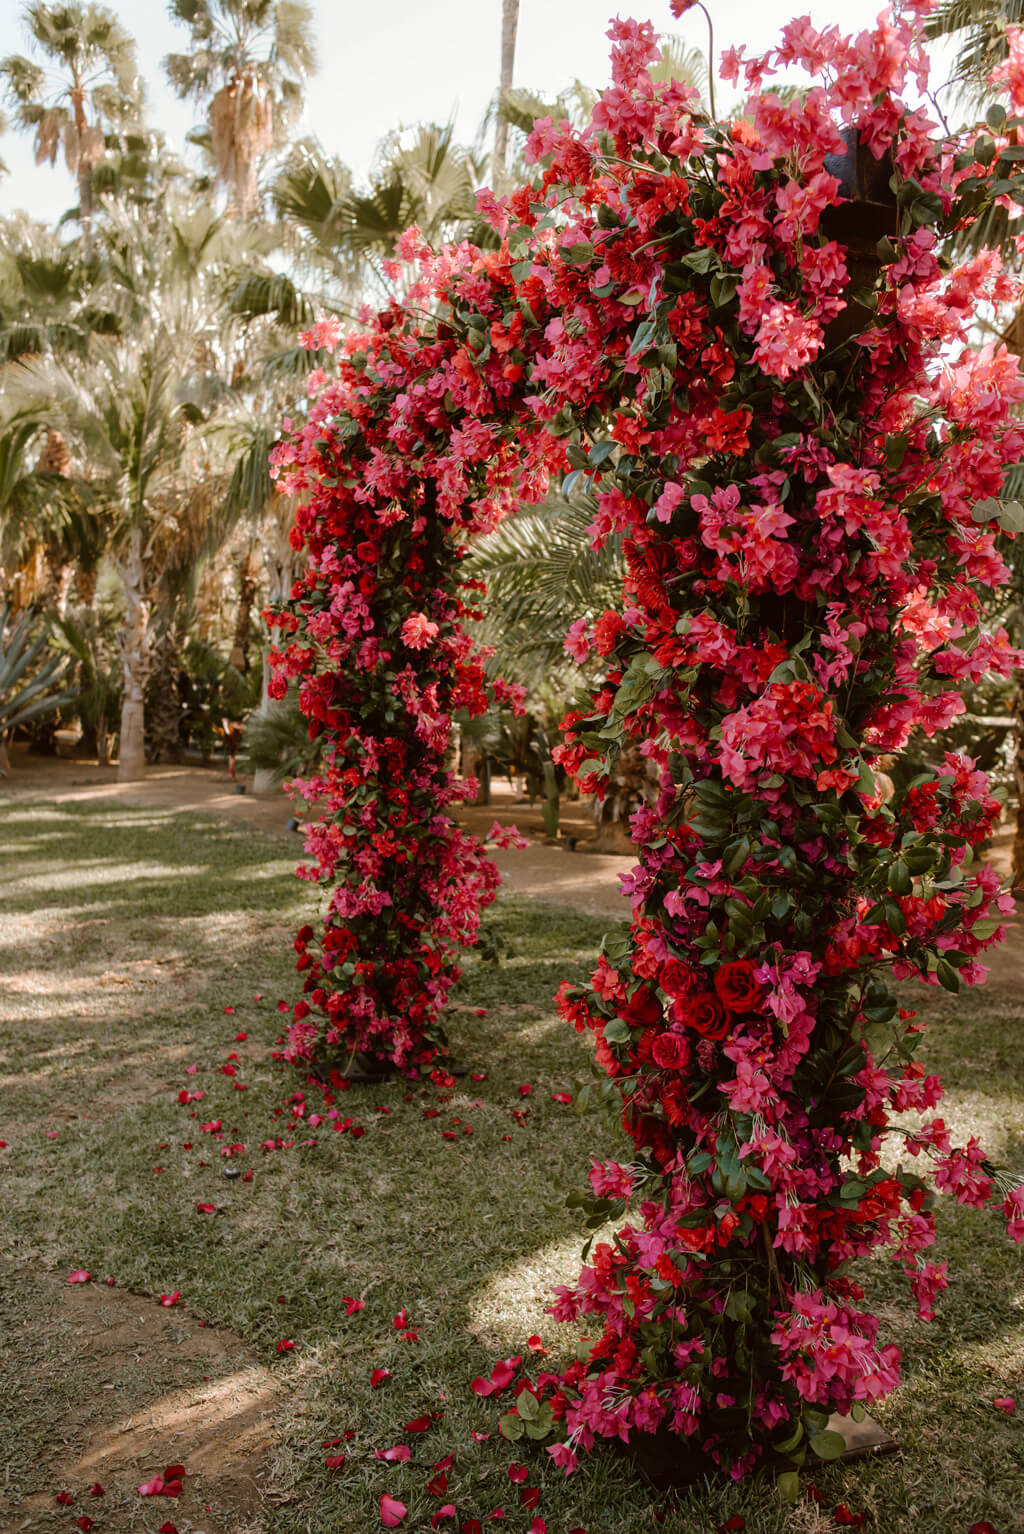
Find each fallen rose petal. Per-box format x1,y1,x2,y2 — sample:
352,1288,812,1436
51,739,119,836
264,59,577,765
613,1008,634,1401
342,1296,365,1316
138,1475,165,1496
380,1493,407,1526
461,1522,483,1534
277,1339,295,1353
967,1525,999,1534
427,1472,448,1495
432,1508,457,1529
163,1464,186,1481
994,1396,1015,1414
325,1455,346,1469
517,1083,531,1096
371,1368,392,1387
159,1291,181,1307
550,1092,572,1104
528,1521,547,1534
471,1376,501,1397
76,1518,94,1531
158,1523,179,1534
717,1519,745,1532
526,1334,548,1354
46,1130,58,1138
374,1445,411,1462
521,1486,540,1508
196,1203,216,1214
67,1270,90,1284
392,1308,409,1329
89,1484,104,1497
404,1415,431,1432
508,1464,528,1483
57,1491,75,1504
469,1430,491,1442
160,1481,183,1498
432,1453,454,1470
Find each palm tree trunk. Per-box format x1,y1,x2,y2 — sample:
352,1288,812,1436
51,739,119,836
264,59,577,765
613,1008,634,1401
492,0,520,193
117,528,150,782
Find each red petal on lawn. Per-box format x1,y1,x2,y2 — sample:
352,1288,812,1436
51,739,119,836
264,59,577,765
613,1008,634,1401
159,1291,181,1307
56,1491,75,1504
832,1511,865,1529
507,1464,528,1483
993,1396,1015,1413
427,1473,448,1496
967,1526,999,1534
224,1006,235,1014
521,1486,540,1508
485,1513,505,1522
196,1203,216,1214
432,1454,454,1471
517,1083,532,1096
526,1334,548,1354
138,1475,165,1496
371,1368,391,1388
374,1445,411,1462
89,1484,104,1496
469,1430,491,1442
380,1493,407,1526
529,1521,547,1534
550,1092,572,1104
325,1455,346,1469
471,1376,500,1397
392,1309,409,1329
234,1031,248,1040
432,1509,457,1529
277,1339,295,1353
342,1296,365,1315
460,1523,483,1534
67,1270,90,1284
404,1415,431,1433
717,1520,745,1532
158,1524,179,1534
76,1518,94,1531
163,1465,185,1481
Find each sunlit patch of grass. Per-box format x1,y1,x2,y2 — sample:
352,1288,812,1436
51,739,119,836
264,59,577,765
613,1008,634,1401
0,800,1021,1533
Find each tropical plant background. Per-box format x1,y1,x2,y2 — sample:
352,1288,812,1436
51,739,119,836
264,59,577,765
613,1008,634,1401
1,0,1023,876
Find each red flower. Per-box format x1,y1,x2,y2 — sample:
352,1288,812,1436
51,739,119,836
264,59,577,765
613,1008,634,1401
675,993,729,1039
650,1031,691,1071
713,960,761,1012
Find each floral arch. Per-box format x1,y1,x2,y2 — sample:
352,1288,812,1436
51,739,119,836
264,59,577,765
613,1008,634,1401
266,9,1024,1484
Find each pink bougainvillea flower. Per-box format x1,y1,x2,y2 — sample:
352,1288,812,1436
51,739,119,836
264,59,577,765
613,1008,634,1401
371,1368,392,1387
380,1492,407,1525
994,1397,1015,1413
196,1203,216,1214
374,1445,411,1463
404,1415,431,1432
485,821,530,850
400,612,440,649
159,1291,181,1307
277,1339,295,1353
325,1454,346,1470
342,1296,365,1315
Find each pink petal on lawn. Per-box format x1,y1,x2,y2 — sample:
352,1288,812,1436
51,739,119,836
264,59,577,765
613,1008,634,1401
342,1296,365,1316
196,1203,216,1214
550,1092,572,1105
67,1270,90,1284
160,1481,183,1497
404,1415,431,1433
371,1368,391,1388
277,1339,295,1353
380,1493,407,1526
994,1396,1015,1414
159,1291,181,1307
138,1475,165,1496
392,1308,409,1329
374,1445,411,1462
432,1508,457,1528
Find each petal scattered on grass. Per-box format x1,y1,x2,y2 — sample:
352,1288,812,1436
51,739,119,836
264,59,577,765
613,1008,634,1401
374,1445,411,1462
138,1475,165,1497
325,1455,346,1470
277,1339,295,1353
380,1492,407,1526
67,1270,90,1284
404,1415,431,1433
993,1396,1015,1414
159,1291,181,1307
196,1203,216,1214
371,1368,391,1388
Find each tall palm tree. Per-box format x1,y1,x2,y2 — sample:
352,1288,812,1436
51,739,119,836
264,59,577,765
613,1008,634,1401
164,0,315,217
926,1,1024,111
492,0,520,193
0,2,141,228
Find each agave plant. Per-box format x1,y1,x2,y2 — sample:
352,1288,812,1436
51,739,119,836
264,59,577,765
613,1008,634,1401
0,602,74,762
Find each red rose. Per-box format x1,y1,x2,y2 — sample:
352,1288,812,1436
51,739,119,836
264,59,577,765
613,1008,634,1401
355,541,376,563
650,1031,691,1071
675,993,729,1039
659,959,699,999
620,987,662,1027
713,960,761,1013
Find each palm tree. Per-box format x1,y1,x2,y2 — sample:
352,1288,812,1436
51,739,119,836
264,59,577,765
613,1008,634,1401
164,0,315,217
0,2,141,228
492,0,520,193
926,1,1024,111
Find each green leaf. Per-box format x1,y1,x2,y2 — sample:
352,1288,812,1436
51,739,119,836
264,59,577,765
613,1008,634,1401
498,1410,524,1441
777,1470,800,1503
516,1388,539,1421
603,1018,631,1044
809,1429,847,1461
935,958,961,993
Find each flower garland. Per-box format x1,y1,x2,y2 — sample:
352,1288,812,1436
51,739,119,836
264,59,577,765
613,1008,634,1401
271,3,1024,1484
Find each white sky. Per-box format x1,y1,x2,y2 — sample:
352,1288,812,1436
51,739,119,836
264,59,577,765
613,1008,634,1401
0,0,954,226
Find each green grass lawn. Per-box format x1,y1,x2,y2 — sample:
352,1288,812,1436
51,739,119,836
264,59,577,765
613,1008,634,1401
0,799,1021,1533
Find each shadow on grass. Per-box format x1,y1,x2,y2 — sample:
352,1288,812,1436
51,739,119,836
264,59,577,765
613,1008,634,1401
1,801,1022,1534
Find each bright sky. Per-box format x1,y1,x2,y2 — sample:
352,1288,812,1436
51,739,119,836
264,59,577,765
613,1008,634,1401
0,0,955,227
